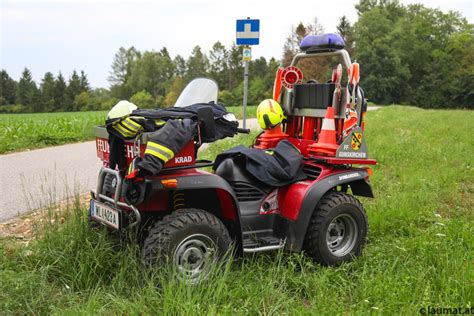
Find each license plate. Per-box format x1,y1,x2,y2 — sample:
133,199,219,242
90,199,120,230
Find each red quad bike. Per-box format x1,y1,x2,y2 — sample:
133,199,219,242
90,33,376,282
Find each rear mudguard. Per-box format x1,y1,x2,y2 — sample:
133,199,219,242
143,170,243,238
172,172,241,221
283,169,373,251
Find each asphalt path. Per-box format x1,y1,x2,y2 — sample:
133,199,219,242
0,118,259,222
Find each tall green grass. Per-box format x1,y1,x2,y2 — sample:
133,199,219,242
0,111,107,153
1,106,472,314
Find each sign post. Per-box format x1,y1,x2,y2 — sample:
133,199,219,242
242,51,249,128
236,18,259,129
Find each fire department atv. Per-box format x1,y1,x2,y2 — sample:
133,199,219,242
90,33,376,282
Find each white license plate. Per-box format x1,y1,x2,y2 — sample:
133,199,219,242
90,200,120,230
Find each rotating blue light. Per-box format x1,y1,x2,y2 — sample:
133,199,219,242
300,33,345,51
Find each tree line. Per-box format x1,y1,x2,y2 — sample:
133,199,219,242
0,69,98,113
0,43,279,113
353,0,472,107
281,1,472,108
107,44,279,109
0,0,471,113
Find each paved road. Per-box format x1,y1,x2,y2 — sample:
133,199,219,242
0,118,259,222
0,142,103,221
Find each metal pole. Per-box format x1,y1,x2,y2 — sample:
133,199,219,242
242,49,249,129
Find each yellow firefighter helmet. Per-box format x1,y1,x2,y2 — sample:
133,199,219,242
257,99,286,130
107,100,138,120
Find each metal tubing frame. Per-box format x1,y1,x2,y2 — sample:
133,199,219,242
243,239,286,253
95,167,141,228
288,49,364,127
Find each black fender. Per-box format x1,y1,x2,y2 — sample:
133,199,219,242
286,169,373,251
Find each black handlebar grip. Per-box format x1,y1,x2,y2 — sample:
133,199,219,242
237,128,251,134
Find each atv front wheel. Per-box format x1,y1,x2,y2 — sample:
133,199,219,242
141,208,231,283
303,191,368,266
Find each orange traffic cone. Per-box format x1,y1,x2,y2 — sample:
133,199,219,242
254,124,288,149
308,106,339,156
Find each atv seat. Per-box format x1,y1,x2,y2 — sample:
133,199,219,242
214,140,307,188
215,158,273,193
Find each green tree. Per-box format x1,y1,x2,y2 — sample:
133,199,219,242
67,70,82,111
337,16,355,56
127,49,175,104
74,91,91,111
79,70,90,92
108,46,141,86
445,28,474,107
354,3,410,103
16,67,38,110
249,57,268,79
282,20,331,83
89,88,116,111
40,72,56,111
218,90,235,106
109,46,141,99
164,77,185,106
227,43,243,91
248,76,269,105
392,5,471,107
209,41,228,88
282,19,324,67
354,0,471,107
174,55,187,77
130,90,155,108
186,46,209,81
0,70,16,105
53,72,67,111
263,57,281,93
356,0,405,18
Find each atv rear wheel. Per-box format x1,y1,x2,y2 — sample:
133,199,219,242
303,191,368,266
141,208,231,283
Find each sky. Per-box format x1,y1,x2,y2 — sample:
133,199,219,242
1,0,472,88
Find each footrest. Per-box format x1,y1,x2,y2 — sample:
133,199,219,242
243,236,285,253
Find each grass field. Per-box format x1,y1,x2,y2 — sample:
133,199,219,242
0,111,107,154
1,106,473,314
0,105,255,154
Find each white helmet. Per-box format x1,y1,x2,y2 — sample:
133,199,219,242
107,100,138,120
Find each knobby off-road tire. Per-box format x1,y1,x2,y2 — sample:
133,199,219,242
141,208,231,283
303,191,368,266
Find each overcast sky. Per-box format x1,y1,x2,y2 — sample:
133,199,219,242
1,0,472,88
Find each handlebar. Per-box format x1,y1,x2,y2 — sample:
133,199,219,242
237,128,251,134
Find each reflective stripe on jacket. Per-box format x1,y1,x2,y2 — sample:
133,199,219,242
137,118,197,175
111,116,144,139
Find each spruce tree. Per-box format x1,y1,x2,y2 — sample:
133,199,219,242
54,72,67,111
186,46,209,82
40,72,56,111
227,43,243,91
67,70,82,111
209,41,228,89
79,70,90,92
16,67,38,108
336,16,355,56
0,69,17,105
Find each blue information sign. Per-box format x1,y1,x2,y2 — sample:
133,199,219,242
236,19,260,45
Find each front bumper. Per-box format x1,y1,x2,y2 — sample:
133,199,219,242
90,167,141,230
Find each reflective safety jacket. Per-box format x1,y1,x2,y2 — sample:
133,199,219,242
105,102,238,170
213,140,306,187
132,102,238,142
137,119,197,176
